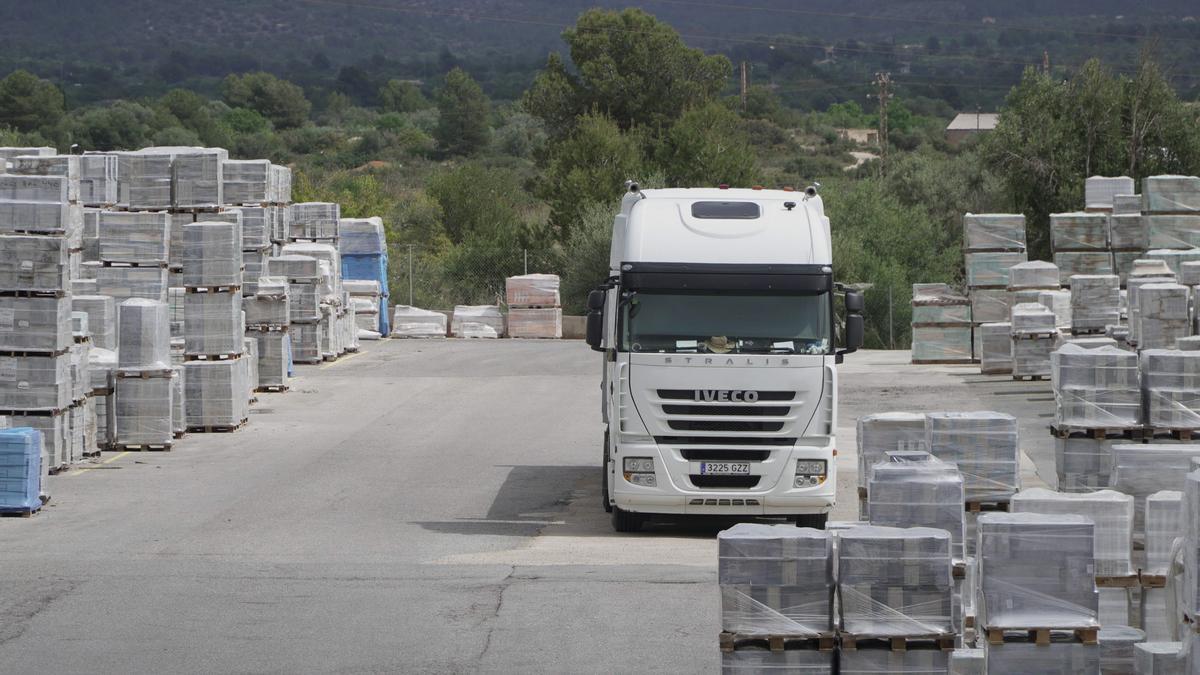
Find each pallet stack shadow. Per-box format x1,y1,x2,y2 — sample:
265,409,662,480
0,163,87,474
505,274,562,339
964,213,1027,363
338,216,390,338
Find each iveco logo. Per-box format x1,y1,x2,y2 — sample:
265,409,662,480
693,390,759,402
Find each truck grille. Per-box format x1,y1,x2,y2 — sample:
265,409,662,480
691,475,761,489
679,449,771,461
662,404,790,416
668,419,785,433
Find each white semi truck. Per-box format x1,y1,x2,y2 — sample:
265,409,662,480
585,185,863,532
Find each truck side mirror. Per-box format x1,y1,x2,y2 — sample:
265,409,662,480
845,290,864,315
586,289,605,351
836,291,864,363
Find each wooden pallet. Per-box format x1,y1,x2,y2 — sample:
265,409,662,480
0,289,67,298
1146,428,1200,441
0,407,67,417
952,561,967,580
965,500,1010,514
1011,374,1048,381
911,359,975,366
839,634,956,652
1049,424,1143,440
245,324,288,333
1069,328,1108,336
718,632,836,653
293,358,322,365
115,443,172,452
183,353,242,362
99,261,168,268
47,464,69,475
187,419,247,434
166,206,223,214
255,385,289,393
980,367,1013,375
115,368,173,379
185,285,242,294
1140,572,1168,589
1096,575,1140,589
0,347,70,358
985,627,1098,646
0,507,39,518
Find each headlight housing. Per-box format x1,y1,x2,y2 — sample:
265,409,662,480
794,459,828,488
623,456,657,486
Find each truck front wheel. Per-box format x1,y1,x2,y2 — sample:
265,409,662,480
611,506,643,533
601,431,613,513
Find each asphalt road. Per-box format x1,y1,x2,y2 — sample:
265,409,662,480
0,341,1050,674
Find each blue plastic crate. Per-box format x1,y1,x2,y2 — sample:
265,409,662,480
0,427,42,513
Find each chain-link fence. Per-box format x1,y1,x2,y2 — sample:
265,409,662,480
385,243,568,311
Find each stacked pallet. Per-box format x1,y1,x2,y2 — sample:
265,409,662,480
1134,284,1190,350
390,305,447,338
1142,349,1200,434
1069,274,1120,334
1010,303,1058,379
338,216,390,336
114,299,175,450
1183,471,1200,673
910,283,972,364
924,412,1020,507
964,214,1027,362
281,242,348,361
0,428,43,517
717,524,835,672
268,255,322,364
1085,176,1136,213
866,453,966,562
344,280,383,340
506,273,562,339
854,412,927,510
977,513,1100,671
1051,212,1114,284
452,305,505,339
244,276,290,392
1142,490,1181,641
978,322,1012,374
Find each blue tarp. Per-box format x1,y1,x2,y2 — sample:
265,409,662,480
285,333,294,377
0,427,42,513
342,252,391,335
378,296,390,336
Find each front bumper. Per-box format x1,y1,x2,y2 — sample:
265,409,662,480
611,440,836,516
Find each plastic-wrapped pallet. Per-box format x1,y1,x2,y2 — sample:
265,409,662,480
1127,275,1177,346
289,202,340,240
1010,489,1133,577
949,648,984,675
1144,248,1200,277
962,213,1026,251
925,412,1019,503
506,273,561,307
0,428,42,514
169,366,184,437
114,375,172,446
280,242,340,288
9,155,79,202
985,636,1100,674
1111,253,1143,286
1013,335,1056,378
138,146,226,209
1143,176,1200,213
67,341,89,402
1070,275,1120,331
855,413,927,490
1182,470,1200,622
0,295,71,353
338,217,386,255
1054,437,1116,493
966,251,1028,288
71,295,116,351
243,337,259,396
0,175,80,234
1134,284,1189,350
1181,260,1200,287
267,254,320,281
1112,194,1141,215
717,523,833,636
222,159,271,205
1179,336,1200,351
1052,212,1110,250
241,248,268,297
507,308,562,339
1100,627,1144,674
1107,214,1146,252
391,306,447,338
1051,344,1140,429
1011,302,1056,334
1134,642,1184,673
95,267,168,311
867,456,965,561
98,211,169,264
288,322,321,364
720,642,833,674
117,299,170,370
967,288,1009,324
1055,251,1115,284
271,165,292,205
1037,289,1072,329
184,291,243,356
911,283,970,322
1145,490,1182,577
911,325,973,363
1007,261,1060,291
80,208,100,261
0,147,54,161
840,647,949,674
1086,176,1136,211
249,329,288,389
118,152,171,209
1146,215,1200,250
231,206,271,250
245,277,290,327
1110,444,1200,531
352,297,380,335
287,282,320,323
0,353,70,410
182,221,242,288
184,359,248,428
79,154,118,206
977,512,1098,629
979,322,1013,374
452,305,504,338
837,525,953,636
0,234,70,294
1142,350,1200,429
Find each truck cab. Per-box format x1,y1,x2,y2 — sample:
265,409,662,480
586,186,863,532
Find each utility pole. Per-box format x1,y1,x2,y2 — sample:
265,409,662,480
873,72,892,166
407,244,415,306
1042,50,1051,76
739,61,749,114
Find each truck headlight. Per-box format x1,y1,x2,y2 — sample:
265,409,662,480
794,460,828,488
623,457,657,486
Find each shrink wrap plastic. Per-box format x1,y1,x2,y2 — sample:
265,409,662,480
856,412,928,489
114,375,172,445
1181,261,1200,286
184,360,248,427
977,512,1099,629
507,308,562,338
79,154,118,206
94,263,168,305
87,348,116,394
1142,349,1200,429
0,296,71,352
1054,437,1115,493
1010,488,1134,577
912,326,973,362
244,277,290,327
10,155,79,202
1085,176,1136,210
117,299,170,370
1051,344,1141,428
1146,215,1200,249
0,428,42,513
72,295,116,351
867,456,966,561
718,524,833,636
241,248,268,296
984,636,1100,674
506,273,561,307
1144,248,1200,276
1052,212,1110,250
720,645,833,673
1038,289,1072,329
453,305,504,338
1110,444,1200,530
392,305,447,338
267,254,320,280
287,281,320,323
1143,175,1200,213
949,648,983,675
1134,642,1184,673
0,353,70,410
969,289,1010,324
281,242,340,289
1007,261,1060,290
1182,470,1200,620
837,526,954,636
1070,274,1121,331
98,211,169,264
0,175,79,233
289,202,340,240
222,159,271,205
840,647,949,674
288,322,321,362
912,283,970,323
338,217,386,255
184,291,243,356
182,222,242,287
979,322,1012,374
1133,283,1189,350
0,234,69,294
1012,302,1056,333
966,251,1027,288
962,213,1026,251
925,412,1020,503
1144,490,1182,575
1108,214,1146,251
1055,251,1115,283
230,205,270,250
249,329,288,389
1112,194,1142,216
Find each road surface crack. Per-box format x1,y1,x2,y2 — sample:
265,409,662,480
476,566,516,664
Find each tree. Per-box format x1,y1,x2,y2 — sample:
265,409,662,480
68,101,157,150
0,70,64,133
427,163,527,243
221,72,311,129
536,112,645,235
523,8,731,138
657,103,758,187
434,68,491,156
379,79,427,113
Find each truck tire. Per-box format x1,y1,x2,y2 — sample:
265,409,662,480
601,431,613,513
794,513,828,530
611,506,643,533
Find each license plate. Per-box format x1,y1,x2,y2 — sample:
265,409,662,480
699,462,751,475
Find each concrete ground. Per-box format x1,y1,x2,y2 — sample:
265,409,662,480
0,342,1050,674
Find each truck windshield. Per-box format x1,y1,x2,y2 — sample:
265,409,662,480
619,290,831,355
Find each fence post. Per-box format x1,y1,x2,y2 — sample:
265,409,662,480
524,249,528,275
407,244,415,306
888,286,894,350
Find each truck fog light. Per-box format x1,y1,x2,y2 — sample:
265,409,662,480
794,460,827,488
628,473,657,487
